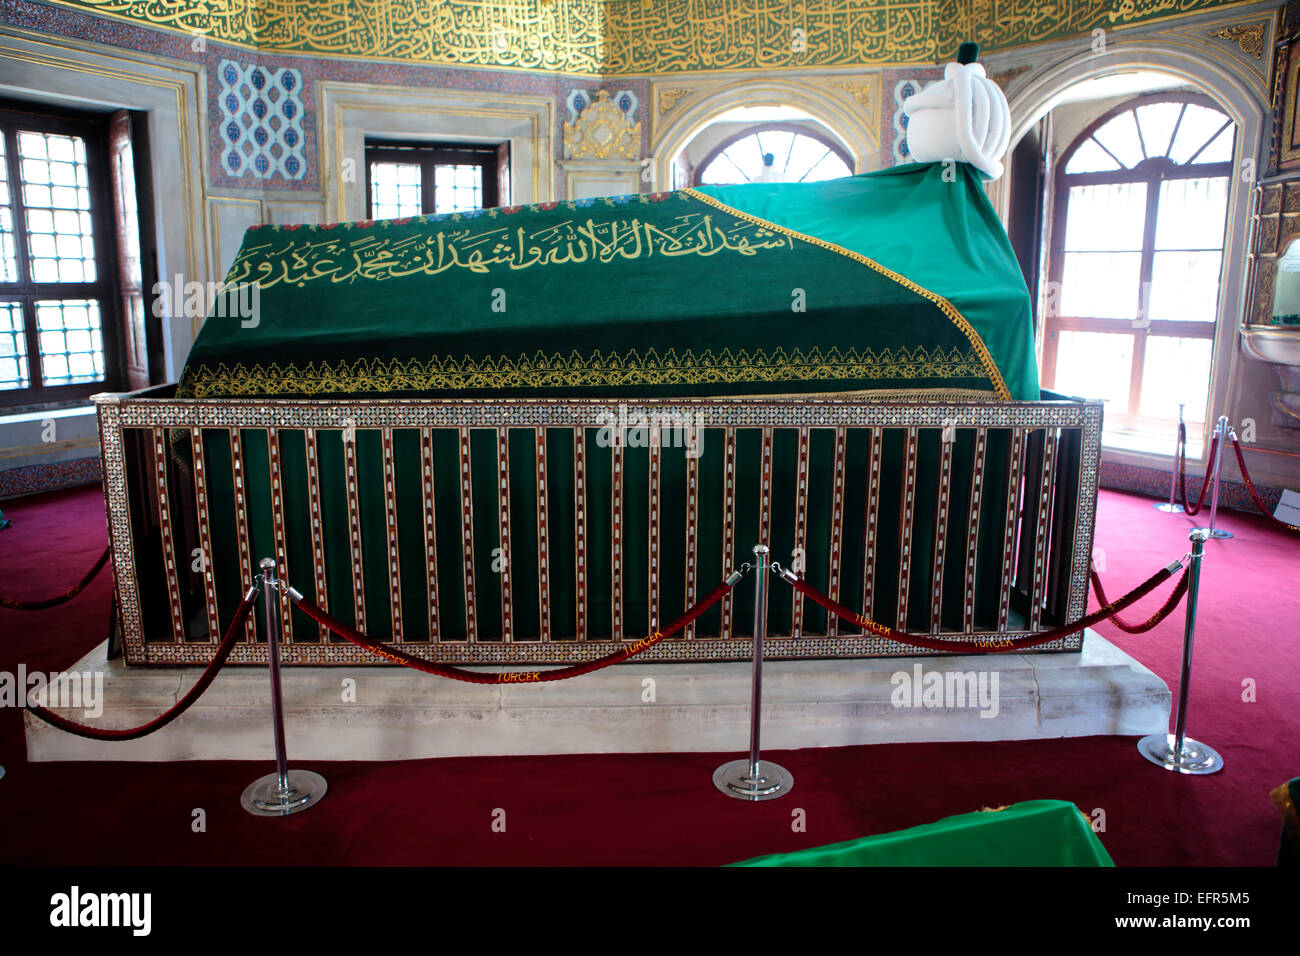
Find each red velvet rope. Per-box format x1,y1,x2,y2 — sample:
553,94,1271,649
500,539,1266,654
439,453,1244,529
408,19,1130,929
1178,424,1218,517
24,589,257,740
291,578,738,683
1230,437,1300,535
780,562,1186,653
1088,568,1189,633
0,545,110,610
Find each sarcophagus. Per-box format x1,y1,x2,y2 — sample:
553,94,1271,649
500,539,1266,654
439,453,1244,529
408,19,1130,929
96,163,1102,665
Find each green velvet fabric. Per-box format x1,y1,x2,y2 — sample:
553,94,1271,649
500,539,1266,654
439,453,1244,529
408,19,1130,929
695,162,1038,401
729,800,1114,867
176,168,1028,402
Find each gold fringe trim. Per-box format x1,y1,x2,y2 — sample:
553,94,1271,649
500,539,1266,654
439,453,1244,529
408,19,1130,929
683,188,1013,402
177,344,992,399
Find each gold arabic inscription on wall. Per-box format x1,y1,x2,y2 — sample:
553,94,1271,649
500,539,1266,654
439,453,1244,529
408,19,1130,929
46,0,1252,73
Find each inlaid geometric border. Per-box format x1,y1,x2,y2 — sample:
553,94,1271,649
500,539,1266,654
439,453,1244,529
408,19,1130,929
97,392,1102,666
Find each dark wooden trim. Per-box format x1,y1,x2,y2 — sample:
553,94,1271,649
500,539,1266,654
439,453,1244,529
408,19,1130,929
364,140,504,217
0,101,124,407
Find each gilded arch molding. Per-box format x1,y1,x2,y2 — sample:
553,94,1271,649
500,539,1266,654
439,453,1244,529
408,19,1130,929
650,77,881,190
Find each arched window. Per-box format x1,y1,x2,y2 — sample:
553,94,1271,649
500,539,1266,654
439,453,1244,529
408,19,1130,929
1043,92,1234,450
693,123,852,186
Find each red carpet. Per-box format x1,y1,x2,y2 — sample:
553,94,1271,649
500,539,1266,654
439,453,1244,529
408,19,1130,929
0,484,1295,866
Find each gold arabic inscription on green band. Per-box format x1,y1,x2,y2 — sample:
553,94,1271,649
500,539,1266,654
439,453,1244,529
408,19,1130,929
41,0,1254,74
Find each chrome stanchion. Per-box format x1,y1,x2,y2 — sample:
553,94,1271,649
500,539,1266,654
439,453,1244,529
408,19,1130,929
1137,529,1224,774
1192,415,1233,540
713,544,793,801
1154,403,1186,513
241,557,327,816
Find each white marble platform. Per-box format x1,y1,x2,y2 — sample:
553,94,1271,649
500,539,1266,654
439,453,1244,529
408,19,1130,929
24,630,1171,762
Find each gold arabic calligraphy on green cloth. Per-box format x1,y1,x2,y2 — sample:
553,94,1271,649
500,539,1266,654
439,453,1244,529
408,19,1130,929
178,188,1008,401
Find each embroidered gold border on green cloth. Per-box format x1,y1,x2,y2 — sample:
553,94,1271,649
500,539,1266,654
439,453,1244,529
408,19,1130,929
179,344,994,399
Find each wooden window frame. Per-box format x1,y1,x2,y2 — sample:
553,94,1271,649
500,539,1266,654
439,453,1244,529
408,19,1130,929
364,140,506,218
0,101,125,408
1043,92,1233,437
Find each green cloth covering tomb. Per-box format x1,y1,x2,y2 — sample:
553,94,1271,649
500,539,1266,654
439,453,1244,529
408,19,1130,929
177,162,1035,403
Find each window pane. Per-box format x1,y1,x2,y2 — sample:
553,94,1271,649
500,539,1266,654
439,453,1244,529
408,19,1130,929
705,135,765,183
785,135,829,181
34,298,103,385
1065,138,1121,173
369,161,422,219
1154,177,1228,250
1139,336,1212,423
1169,105,1229,164
1052,330,1133,408
0,136,16,283
1193,124,1234,164
1134,102,1183,159
1060,251,1142,319
700,130,849,185
19,130,96,283
801,151,851,182
757,130,794,175
1147,251,1223,323
433,164,482,214
1092,110,1144,167
0,301,29,389
1064,182,1147,251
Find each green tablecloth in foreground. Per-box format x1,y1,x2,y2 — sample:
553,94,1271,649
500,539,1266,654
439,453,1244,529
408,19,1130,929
730,800,1113,867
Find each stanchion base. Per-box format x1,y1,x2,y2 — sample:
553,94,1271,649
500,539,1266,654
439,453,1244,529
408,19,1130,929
1153,503,1185,513
1137,733,1224,774
1190,527,1233,540
240,769,327,816
713,759,793,801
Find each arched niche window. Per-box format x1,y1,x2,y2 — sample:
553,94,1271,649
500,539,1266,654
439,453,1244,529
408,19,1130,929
693,123,852,186
1043,92,1234,450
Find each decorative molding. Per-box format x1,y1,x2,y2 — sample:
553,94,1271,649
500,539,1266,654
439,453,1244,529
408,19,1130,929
657,87,694,115
563,89,641,160
1208,19,1268,58
833,76,881,130
207,196,263,284
556,158,644,200
319,82,554,220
